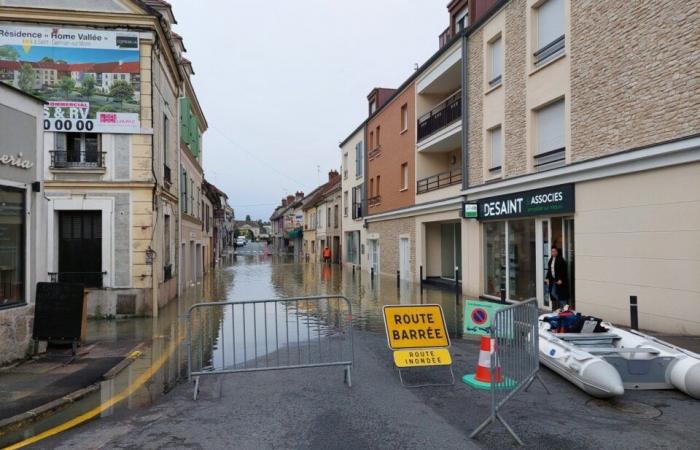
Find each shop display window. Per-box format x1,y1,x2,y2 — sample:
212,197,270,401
0,187,25,308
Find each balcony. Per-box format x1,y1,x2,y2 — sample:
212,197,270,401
416,170,462,194
368,146,381,160
50,150,106,170
351,201,363,219
368,196,381,208
417,91,461,142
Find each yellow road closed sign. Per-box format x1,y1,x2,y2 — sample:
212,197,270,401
393,348,452,368
383,304,450,350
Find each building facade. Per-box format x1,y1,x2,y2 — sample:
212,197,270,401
0,83,47,364
340,126,366,269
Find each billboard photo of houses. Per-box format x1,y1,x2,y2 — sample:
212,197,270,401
0,23,140,132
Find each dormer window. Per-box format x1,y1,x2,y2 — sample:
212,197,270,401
455,7,469,32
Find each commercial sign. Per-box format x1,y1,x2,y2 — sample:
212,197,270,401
476,184,574,220
393,348,452,368
383,304,450,350
0,23,140,133
462,202,478,219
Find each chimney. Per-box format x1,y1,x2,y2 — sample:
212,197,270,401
286,195,295,205
281,198,287,207
328,170,340,183
295,191,304,201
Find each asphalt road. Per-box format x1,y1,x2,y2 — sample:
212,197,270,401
36,330,700,450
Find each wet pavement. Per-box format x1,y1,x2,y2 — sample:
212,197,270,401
3,242,700,449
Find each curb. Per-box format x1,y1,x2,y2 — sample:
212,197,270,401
0,342,147,438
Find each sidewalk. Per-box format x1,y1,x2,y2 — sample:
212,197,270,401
0,339,142,436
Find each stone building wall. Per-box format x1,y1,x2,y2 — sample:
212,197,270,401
502,0,527,177
570,0,700,160
467,28,484,187
368,217,416,278
0,305,33,365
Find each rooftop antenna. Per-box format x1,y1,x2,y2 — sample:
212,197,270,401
414,63,419,71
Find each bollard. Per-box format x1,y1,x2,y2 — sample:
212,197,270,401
630,295,638,330
397,270,400,288
500,286,506,304
455,267,460,305
419,265,424,290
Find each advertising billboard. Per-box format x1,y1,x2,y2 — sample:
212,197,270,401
0,23,141,133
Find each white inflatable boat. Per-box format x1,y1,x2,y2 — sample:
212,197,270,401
538,313,700,399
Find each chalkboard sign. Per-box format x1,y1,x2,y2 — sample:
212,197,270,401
33,282,87,342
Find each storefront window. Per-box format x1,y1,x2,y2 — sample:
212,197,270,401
508,219,536,301
0,188,25,307
484,221,506,296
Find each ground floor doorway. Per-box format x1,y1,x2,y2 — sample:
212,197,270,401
483,216,575,307
58,211,102,287
368,239,379,274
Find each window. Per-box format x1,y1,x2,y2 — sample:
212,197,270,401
343,191,348,216
376,175,381,196
190,180,195,215
489,36,503,87
400,162,408,190
355,141,363,177
164,214,171,272
181,168,188,213
535,0,565,65
369,131,374,149
327,207,331,227
489,125,502,172
343,153,348,179
376,126,381,147
334,205,339,228
163,114,169,161
400,104,408,132
53,133,101,168
369,100,377,114
0,187,25,307
369,178,374,198
535,99,565,169
455,7,469,32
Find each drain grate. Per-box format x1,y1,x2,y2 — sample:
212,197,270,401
586,398,662,419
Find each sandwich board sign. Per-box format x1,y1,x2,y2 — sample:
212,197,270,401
383,304,454,386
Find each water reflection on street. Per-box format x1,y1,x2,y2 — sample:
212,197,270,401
1,243,464,447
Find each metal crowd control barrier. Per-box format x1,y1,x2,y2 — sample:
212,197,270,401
470,299,550,445
186,295,354,400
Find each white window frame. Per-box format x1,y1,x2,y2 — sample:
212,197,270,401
536,99,565,155
489,125,503,172
489,35,503,86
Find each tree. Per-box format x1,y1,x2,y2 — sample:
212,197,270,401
0,45,19,61
245,214,251,222
57,76,75,97
18,63,35,92
109,79,134,106
246,230,255,241
40,56,55,63
80,75,96,101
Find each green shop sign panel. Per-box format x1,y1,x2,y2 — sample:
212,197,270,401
464,300,506,336
476,183,574,220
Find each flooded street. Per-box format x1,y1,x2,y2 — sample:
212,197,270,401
2,242,464,448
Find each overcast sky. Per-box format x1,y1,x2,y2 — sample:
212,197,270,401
169,0,447,221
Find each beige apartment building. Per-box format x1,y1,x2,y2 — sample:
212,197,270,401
0,0,190,317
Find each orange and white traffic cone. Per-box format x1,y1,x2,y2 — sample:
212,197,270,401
462,336,502,390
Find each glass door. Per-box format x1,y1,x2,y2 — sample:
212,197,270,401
564,218,575,308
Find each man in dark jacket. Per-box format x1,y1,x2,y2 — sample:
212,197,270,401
546,247,569,311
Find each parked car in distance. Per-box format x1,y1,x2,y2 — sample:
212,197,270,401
236,236,247,247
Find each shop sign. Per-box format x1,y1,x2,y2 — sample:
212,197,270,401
383,304,450,350
0,152,33,169
0,23,140,134
476,184,574,220
462,202,478,219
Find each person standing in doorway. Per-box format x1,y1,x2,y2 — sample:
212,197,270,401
546,246,569,310
322,246,331,264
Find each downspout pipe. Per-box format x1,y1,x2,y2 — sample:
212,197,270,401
460,33,469,192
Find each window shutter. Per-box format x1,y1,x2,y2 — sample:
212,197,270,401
491,127,502,167
537,100,565,154
537,0,564,49
491,37,502,79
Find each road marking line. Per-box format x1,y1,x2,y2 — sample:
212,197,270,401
4,335,183,450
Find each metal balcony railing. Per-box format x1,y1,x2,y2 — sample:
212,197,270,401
50,150,106,169
534,35,565,66
49,271,106,288
368,196,381,207
417,91,462,142
416,170,462,194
